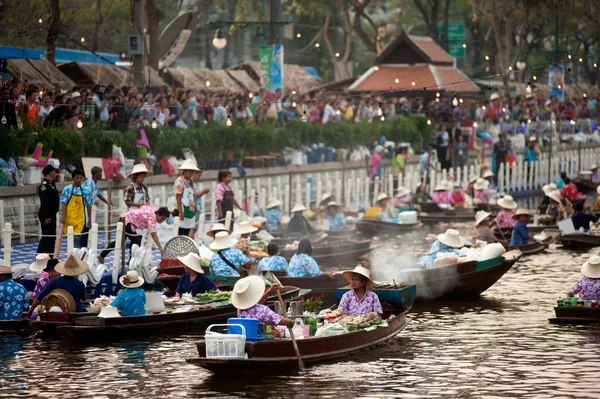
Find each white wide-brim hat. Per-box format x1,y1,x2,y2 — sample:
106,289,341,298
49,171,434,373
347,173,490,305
482,170,494,179
528,136,537,142
207,223,231,238
55,255,89,277
396,187,411,198
30,253,50,272
234,220,258,235
590,164,598,171
437,229,466,248
512,208,533,219
0,266,13,275
265,197,283,209
119,270,145,288
127,163,153,178
178,159,201,172
376,192,390,203
434,181,449,192
209,231,238,251
326,201,341,209
475,210,492,226
474,178,489,190
320,193,334,204
342,265,374,290
547,191,562,204
497,195,517,210
291,202,307,213
231,276,266,310
469,174,479,184
581,256,600,279
177,252,205,274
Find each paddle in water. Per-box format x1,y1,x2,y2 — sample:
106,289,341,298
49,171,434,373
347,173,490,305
276,288,305,370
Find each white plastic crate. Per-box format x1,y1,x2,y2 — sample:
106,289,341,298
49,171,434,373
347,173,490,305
204,324,247,359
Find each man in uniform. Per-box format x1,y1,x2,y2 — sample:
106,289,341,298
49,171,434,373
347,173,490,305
37,164,60,256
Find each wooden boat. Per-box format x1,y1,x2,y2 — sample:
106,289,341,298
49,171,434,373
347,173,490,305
186,288,414,373
509,241,547,255
401,253,521,300
356,219,422,236
0,319,30,333
29,312,95,332
550,306,600,325
494,225,558,240
575,180,599,195
418,202,476,223
557,234,600,248
474,203,501,213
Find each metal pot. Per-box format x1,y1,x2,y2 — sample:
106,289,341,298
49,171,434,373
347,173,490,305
289,301,304,318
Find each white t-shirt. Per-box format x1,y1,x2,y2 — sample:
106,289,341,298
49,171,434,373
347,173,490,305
39,105,54,123
322,104,337,124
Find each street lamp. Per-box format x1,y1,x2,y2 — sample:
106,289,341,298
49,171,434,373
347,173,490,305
212,29,227,50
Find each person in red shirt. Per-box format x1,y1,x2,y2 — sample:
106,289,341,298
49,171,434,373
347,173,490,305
560,177,582,201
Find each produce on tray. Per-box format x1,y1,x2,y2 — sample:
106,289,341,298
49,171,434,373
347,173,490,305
194,291,232,303
372,281,409,289
314,323,349,337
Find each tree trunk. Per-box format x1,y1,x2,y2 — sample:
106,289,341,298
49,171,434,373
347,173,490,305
92,0,102,53
45,0,61,65
145,0,162,70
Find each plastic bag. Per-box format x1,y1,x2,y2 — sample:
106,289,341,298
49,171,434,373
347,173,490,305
433,253,459,268
314,323,349,338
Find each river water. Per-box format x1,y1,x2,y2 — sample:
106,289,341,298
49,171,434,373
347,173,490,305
1,222,600,398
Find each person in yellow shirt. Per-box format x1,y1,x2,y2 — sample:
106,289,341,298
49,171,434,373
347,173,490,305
595,186,600,210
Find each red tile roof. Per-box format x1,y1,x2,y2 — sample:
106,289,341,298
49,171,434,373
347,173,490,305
411,36,454,64
435,66,480,93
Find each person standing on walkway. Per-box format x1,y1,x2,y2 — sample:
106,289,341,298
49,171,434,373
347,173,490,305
492,133,509,187
174,159,201,237
37,165,60,256
83,166,109,207
124,163,152,210
215,170,241,230
60,169,94,248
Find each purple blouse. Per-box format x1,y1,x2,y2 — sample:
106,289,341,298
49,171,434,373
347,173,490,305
569,276,600,300
32,272,51,300
237,303,283,326
338,290,383,316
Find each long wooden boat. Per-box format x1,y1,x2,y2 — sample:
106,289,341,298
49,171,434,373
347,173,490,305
401,253,520,300
509,241,546,255
557,234,600,248
575,180,599,195
186,302,412,373
356,219,422,236
474,203,501,213
549,306,600,325
0,319,30,333
418,202,477,223
278,239,372,266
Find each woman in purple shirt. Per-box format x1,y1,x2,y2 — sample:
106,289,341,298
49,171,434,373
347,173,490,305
568,256,600,300
339,266,383,316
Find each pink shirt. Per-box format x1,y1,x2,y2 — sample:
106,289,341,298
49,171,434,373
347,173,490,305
431,191,455,206
121,205,158,232
496,210,516,228
214,182,234,202
474,190,489,204
370,153,381,178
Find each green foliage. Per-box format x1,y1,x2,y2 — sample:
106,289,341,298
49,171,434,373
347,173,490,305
0,115,432,166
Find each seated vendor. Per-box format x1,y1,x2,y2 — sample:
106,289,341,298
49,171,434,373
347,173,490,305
596,186,600,210
262,197,283,232
571,202,598,232
234,221,258,255
374,192,394,221
324,202,346,231
451,181,466,206
31,257,60,301
430,181,455,206
258,243,288,273
24,255,88,317
417,229,466,269
546,191,568,223
413,183,428,205
339,266,383,316
473,210,507,245
560,177,583,202
111,271,147,316
537,184,557,214
232,276,294,328
567,256,600,300
394,186,412,211
208,231,252,276
509,208,533,246
287,239,322,277
176,253,217,297
0,266,29,321
287,202,316,236
496,195,518,228
473,178,490,204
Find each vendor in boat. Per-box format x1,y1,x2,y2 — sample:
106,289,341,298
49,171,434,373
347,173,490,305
596,186,600,210
325,202,346,231
474,211,507,245
319,193,335,208
258,243,288,273
538,184,558,214
496,195,518,228
413,182,428,206
111,271,147,316
451,181,466,206
394,186,413,211
233,221,258,255
287,239,323,277
287,202,316,236
373,192,394,221
417,229,467,269
467,174,478,197
175,253,217,297
208,231,251,276
560,177,584,202
0,266,29,321
430,181,455,207
262,197,283,232
546,191,569,223
567,256,600,300
571,202,598,232
592,165,600,183
31,257,60,300
482,170,494,186
307,201,321,225
509,208,534,247
232,276,294,328
339,266,383,316
556,171,568,189
24,255,89,317
473,178,490,204
206,223,231,241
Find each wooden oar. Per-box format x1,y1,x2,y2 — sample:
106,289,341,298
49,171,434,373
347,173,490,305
495,221,508,241
276,288,305,370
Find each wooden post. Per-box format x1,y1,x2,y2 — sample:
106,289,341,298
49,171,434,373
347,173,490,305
388,173,394,198
316,180,322,207
107,180,113,240
3,223,12,266
295,182,302,204
498,163,504,194
19,198,25,244
103,203,110,243
67,226,74,256
578,141,582,172
288,172,293,213
260,188,267,210
91,206,97,226
113,222,123,284
211,182,217,222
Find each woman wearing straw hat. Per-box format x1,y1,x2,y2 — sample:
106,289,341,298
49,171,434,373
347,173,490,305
208,231,251,276
174,159,202,237
262,197,283,232
595,185,600,210
495,195,518,228
430,180,455,207
232,276,294,328
509,208,534,247
537,183,557,214
25,255,89,316
110,271,148,316
473,210,507,245
31,257,59,301
124,163,152,210
473,178,490,204
417,229,467,269
324,202,346,231
319,193,335,208
450,181,466,207
174,253,217,298
234,221,258,255
339,266,383,316
287,202,315,236
545,191,568,223
0,266,29,321
394,186,413,211
287,239,323,277
258,242,288,274
567,256,600,300
373,192,395,222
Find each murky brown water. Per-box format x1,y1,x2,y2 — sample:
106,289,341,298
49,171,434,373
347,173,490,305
1,223,600,398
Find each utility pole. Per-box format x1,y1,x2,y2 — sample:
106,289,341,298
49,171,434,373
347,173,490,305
132,0,145,87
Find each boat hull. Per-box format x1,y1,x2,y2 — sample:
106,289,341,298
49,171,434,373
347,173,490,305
509,242,546,255
0,319,30,333
557,234,600,248
550,306,600,324
356,220,422,236
418,212,475,223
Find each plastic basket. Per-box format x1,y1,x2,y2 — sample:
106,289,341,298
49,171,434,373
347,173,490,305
204,324,247,359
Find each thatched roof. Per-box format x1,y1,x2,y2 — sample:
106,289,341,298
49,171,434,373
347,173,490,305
57,62,168,88
230,61,319,93
6,59,75,90
303,76,358,96
225,69,260,92
163,67,249,93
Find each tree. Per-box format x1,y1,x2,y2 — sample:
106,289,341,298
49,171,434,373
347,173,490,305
412,0,441,39
46,0,61,64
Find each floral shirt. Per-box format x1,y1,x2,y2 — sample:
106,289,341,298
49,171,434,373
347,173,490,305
569,276,600,300
235,237,250,254
214,182,234,202
560,184,580,201
0,280,29,321
417,240,456,269
237,303,283,326
209,248,249,276
258,256,288,273
473,190,489,204
339,290,383,316
287,253,322,277
82,177,100,202
325,213,345,231
121,205,158,233
431,191,455,206
111,287,147,317
262,209,282,232
496,210,516,228
59,184,95,206
173,176,193,211
32,272,51,300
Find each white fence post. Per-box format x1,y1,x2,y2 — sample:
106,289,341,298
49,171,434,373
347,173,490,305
67,226,74,256
112,222,123,284
224,210,233,231
90,223,98,255
19,198,25,244
0,200,4,247
3,223,12,266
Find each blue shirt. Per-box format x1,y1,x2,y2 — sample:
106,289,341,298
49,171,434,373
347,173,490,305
325,213,345,231
571,213,598,232
262,209,282,231
111,287,147,317
82,178,100,202
510,220,529,246
556,179,565,189
0,280,29,320
60,184,95,206
258,256,288,273
523,147,537,163
287,253,322,277
209,248,249,276
417,240,455,269
176,273,217,296
37,276,87,312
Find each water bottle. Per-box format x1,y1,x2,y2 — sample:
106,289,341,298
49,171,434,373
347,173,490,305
557,297,564,307
571,296,578,307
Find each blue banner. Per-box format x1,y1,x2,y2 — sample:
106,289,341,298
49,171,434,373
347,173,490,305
548,65,565,102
